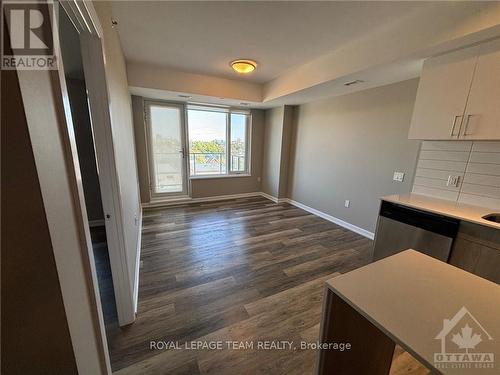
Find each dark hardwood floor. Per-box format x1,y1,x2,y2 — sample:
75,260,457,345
107,196,427,375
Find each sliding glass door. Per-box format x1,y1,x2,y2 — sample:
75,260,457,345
145,102,188,198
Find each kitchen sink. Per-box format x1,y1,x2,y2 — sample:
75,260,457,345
482,213,500,223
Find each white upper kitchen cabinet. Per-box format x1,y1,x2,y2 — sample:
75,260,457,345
408,45,480,140
461,39,500,140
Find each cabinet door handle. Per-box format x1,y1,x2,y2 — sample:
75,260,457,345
450,115,462,137
463,114,474,136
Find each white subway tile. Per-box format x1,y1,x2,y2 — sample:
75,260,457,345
457,193,500,210
419,150,470,162
412,185,460,201
472,141,500,153
414,176,461,191
461,183,500,199
415,168,462,180
466,162,500,176
463,173,500,187
421,141,472,152
469,152,500,164
417,159,467,172
413,141,500,205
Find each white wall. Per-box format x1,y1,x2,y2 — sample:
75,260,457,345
95,2,142,320
127,62,262,103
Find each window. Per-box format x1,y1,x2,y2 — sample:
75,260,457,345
230,113,247,173
187,106,250,176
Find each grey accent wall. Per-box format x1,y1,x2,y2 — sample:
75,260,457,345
262,106,294,199
262,107,284,197
287,79,421,233
279,106,294,198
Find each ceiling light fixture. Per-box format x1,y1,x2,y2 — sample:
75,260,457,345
230,59,257,74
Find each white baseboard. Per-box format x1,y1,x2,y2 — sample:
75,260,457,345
133,208,143,315
142,192,262,209
263,195,374,240
259,191,279,203
143,191,374,240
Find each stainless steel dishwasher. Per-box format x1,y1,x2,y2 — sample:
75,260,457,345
372,201,460,262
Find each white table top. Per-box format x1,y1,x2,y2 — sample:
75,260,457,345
382,193,500,230
327,250,500,374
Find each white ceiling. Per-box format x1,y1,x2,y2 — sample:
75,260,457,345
110,1,500,107
111,1,424,84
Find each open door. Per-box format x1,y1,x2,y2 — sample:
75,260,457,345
59,1,137,327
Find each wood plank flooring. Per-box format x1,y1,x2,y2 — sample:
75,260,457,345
106,196,429,374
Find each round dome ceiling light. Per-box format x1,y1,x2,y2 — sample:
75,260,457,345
230,59,257,74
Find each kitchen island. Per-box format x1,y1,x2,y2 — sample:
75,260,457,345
317,250,500,375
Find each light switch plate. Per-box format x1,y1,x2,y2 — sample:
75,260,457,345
393,171,405,182
344,200,350,208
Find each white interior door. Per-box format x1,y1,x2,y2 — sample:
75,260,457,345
145,102,188,198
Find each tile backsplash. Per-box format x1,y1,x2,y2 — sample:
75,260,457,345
412,141,500,209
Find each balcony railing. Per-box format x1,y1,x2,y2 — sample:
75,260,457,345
189,152,246,175
152,151,183,193
150,152,246,182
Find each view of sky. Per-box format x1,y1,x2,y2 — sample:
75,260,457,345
188,110,246,141
150,105,181,141
150,106,247,143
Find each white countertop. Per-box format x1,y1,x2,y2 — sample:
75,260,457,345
327,250,500,374
382,193,500,230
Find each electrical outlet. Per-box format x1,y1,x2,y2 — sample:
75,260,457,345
446,175,460,187
140,260,144,269
393,171,405,182
344,200,350,208
134,215,139,226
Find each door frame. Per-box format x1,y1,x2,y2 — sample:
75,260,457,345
59,1,137,326
10,0,112,373
144,100,190,199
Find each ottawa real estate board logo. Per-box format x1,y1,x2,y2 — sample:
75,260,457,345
434,306,495,370
1,0,57,70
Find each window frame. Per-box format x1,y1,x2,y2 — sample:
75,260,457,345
144,100,189,199
186,105,251,178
